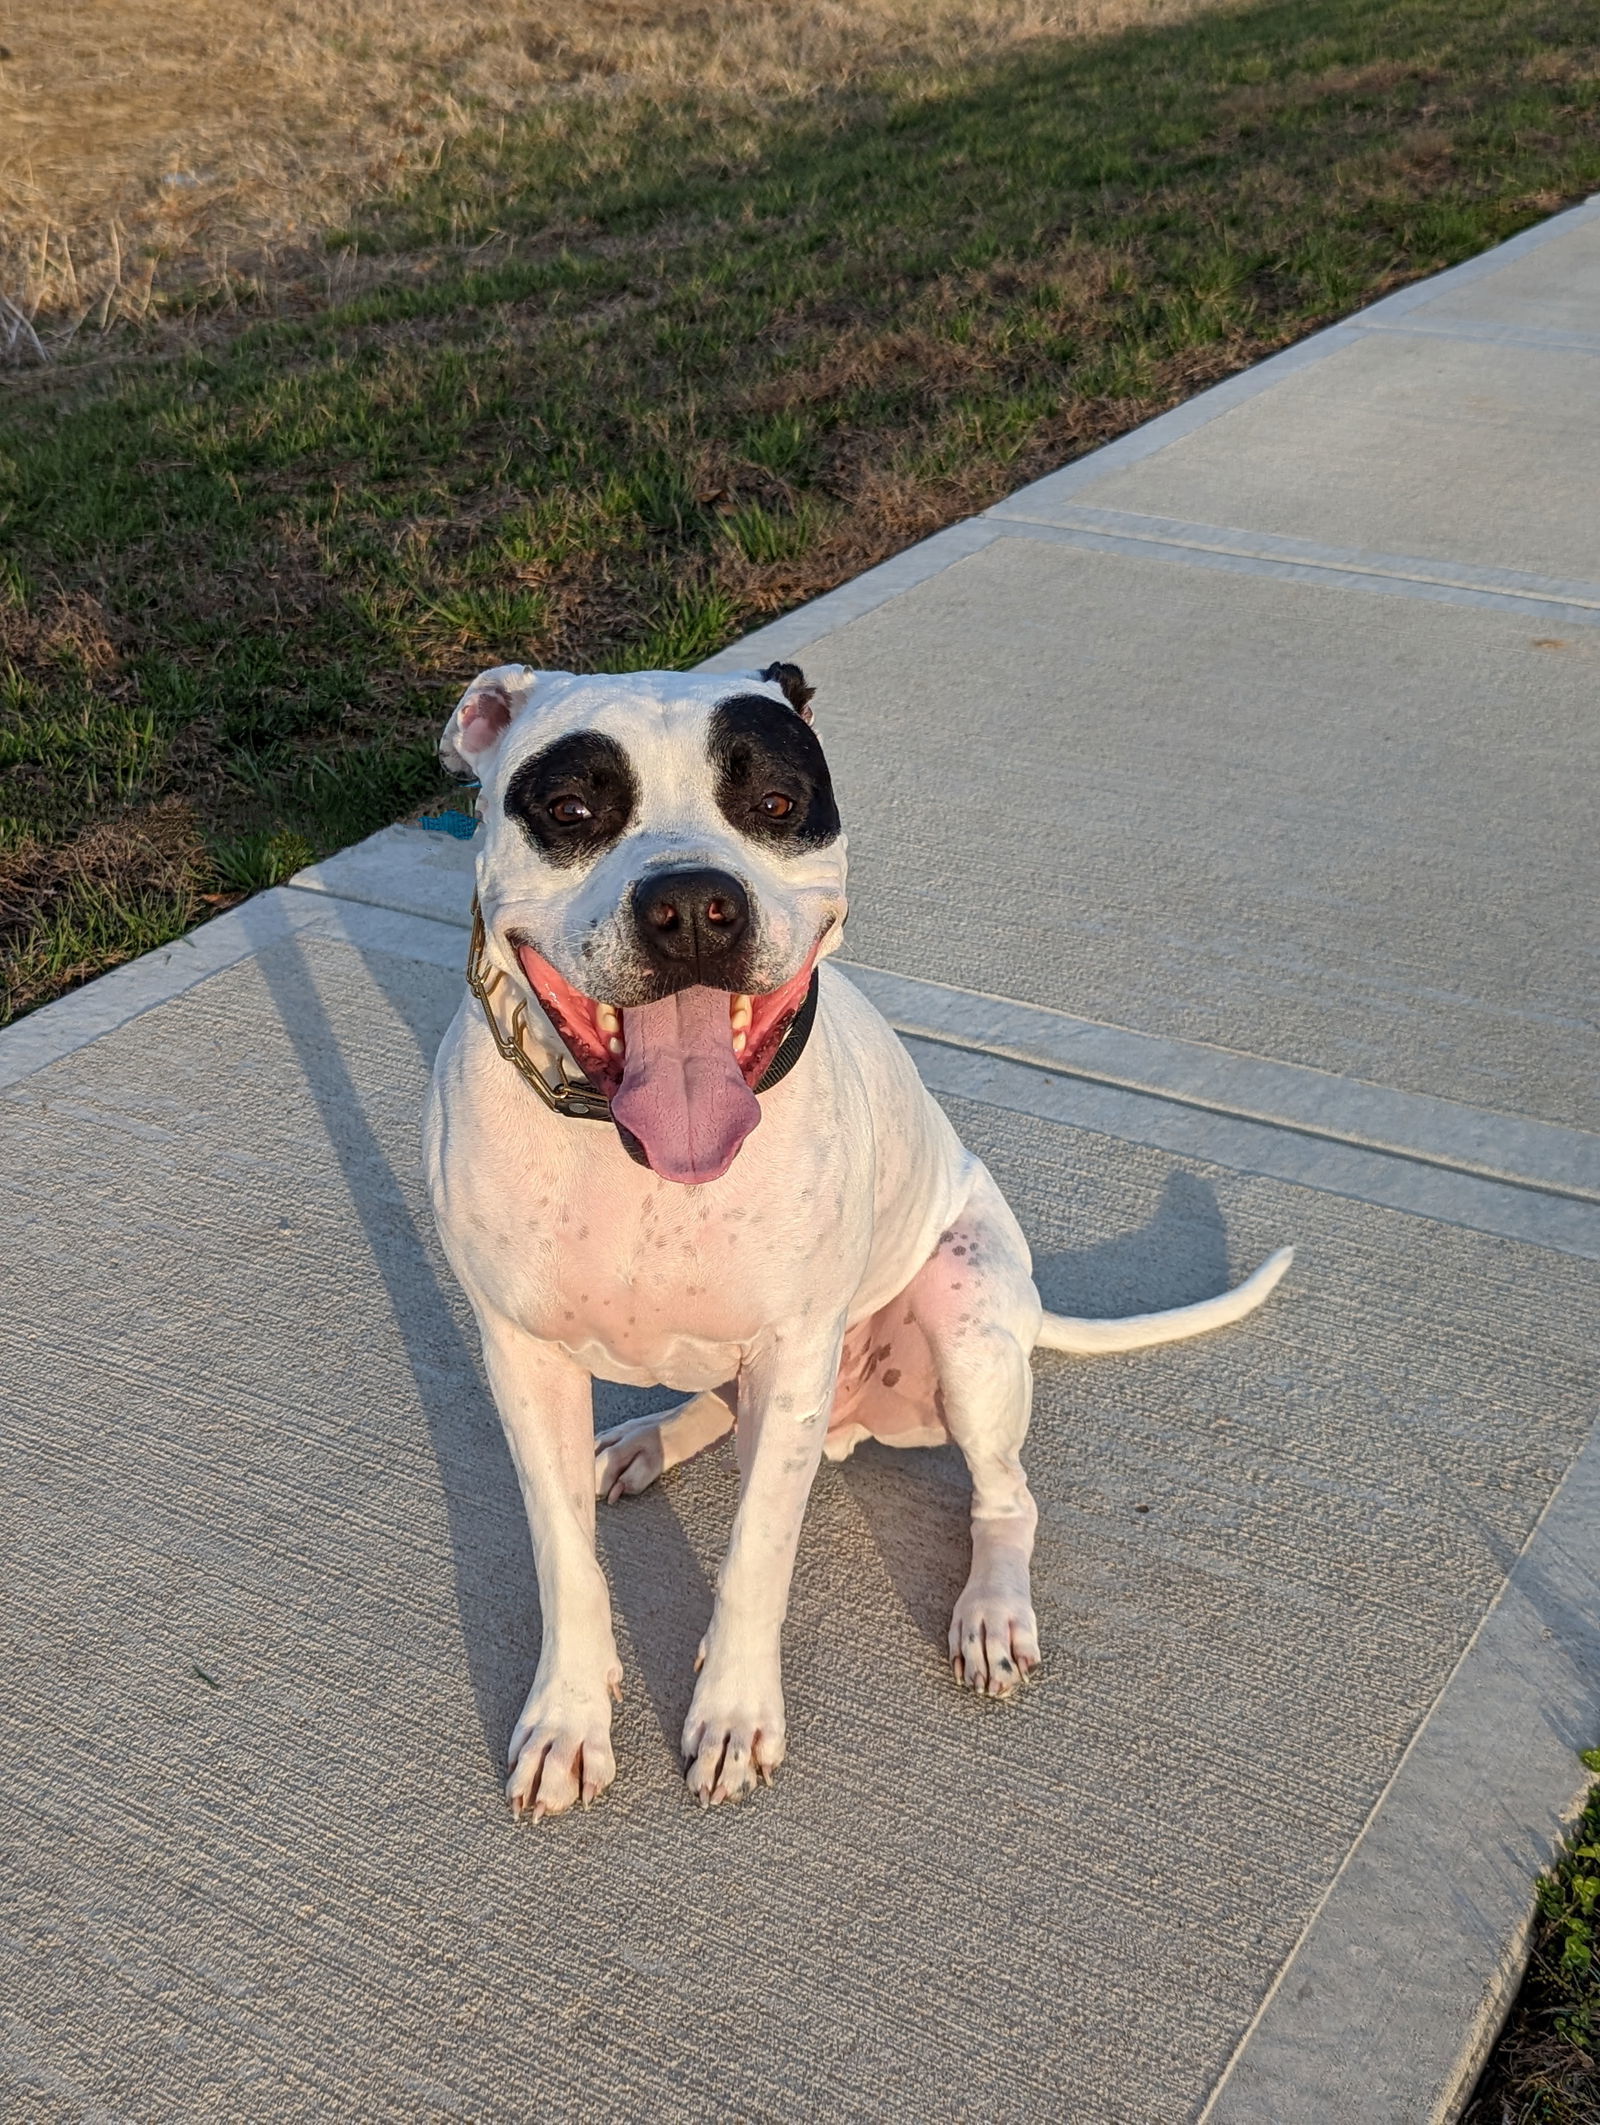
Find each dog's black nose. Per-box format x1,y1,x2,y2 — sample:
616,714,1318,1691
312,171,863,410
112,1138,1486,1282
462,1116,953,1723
633,867,750,976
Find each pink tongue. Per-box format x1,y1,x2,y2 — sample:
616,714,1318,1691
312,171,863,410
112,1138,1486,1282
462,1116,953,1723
611,987,761,1184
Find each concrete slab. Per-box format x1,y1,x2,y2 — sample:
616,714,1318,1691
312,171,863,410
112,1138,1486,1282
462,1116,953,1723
1395,208,1600,341
1022,332,1600,585
797,535,1600,1134
1207,1410,1600,2123
5,923,1597,2121
293,816,484,931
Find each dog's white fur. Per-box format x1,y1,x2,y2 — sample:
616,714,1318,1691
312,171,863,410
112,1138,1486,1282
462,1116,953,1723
425,665,1290,1814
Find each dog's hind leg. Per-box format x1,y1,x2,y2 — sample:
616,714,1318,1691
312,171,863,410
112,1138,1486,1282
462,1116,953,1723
908,1164,1045,1700
594,1386,736,1502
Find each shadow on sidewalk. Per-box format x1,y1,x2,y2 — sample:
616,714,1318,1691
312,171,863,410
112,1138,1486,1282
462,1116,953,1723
255,927,712,1777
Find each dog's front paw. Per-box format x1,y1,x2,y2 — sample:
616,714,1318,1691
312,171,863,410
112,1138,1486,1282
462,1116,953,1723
506,1672,621,1820
681,1652,786,1807
949,1581,1040,1700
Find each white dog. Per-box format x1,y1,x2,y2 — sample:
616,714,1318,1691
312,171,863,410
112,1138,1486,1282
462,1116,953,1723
424,661,1290,1816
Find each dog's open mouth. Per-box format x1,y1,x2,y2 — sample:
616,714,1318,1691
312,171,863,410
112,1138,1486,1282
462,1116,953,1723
514,941,818,1185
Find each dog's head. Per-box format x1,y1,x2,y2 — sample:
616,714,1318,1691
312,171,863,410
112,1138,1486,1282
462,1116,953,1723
445,661,848,1185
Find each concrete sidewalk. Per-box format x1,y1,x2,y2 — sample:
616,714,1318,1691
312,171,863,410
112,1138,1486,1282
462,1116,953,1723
6,199,1599,2122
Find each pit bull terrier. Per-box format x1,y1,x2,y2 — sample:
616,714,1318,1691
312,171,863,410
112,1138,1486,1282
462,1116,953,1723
423,660,1291,1816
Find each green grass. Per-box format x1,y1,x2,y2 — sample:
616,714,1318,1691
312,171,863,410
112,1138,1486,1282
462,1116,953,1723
1467,1762,1600,2125
3,0,1600,1016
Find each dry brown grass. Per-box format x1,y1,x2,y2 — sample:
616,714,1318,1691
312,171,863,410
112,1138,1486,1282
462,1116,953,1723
0,0,1218,340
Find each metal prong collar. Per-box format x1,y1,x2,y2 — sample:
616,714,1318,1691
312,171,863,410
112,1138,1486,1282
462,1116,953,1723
466,898,614,1122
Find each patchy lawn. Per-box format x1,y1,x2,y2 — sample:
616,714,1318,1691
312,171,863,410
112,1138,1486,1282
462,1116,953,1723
3,0,1600,1018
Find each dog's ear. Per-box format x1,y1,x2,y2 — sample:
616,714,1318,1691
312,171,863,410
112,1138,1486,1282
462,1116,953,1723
440,665,540,775
760,661,815,723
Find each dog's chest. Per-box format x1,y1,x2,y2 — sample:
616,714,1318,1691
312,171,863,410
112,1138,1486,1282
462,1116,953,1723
457,1150,852,1381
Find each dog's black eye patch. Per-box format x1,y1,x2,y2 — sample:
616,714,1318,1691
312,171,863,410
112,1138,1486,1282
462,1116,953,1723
709,693,840,851
504,730,639,867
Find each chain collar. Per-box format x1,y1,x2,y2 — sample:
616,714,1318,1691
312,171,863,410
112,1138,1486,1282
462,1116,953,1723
466,895,819,1124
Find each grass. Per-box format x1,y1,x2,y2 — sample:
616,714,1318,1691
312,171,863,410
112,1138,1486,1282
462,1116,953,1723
1467,1762,1600,2125
2,0,1599,1023
1,0,1219,336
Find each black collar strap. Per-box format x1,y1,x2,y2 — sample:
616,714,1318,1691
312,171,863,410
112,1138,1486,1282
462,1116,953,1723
466,896,819,1123
749,964,819,1096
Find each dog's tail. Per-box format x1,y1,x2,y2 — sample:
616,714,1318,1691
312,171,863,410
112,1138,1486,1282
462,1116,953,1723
1034,1246,1293,1356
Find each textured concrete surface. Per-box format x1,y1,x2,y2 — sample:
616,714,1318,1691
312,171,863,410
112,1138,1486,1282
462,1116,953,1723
1210,1412,1600,2124
5,933,1596,2121
294,819,485,933
6,199,1600,2123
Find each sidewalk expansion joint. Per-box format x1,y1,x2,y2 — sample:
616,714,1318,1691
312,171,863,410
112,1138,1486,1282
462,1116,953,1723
840,963,1598,1202
1352,315,1600,357
982,507,1600,624
893,1020,1600,1211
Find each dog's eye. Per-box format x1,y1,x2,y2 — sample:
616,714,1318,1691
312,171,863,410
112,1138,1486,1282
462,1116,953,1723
548,795,593,825
759,792,795,819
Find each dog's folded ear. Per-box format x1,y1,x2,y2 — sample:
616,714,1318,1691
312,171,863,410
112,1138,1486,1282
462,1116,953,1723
440,665,540,775
760,661,816,723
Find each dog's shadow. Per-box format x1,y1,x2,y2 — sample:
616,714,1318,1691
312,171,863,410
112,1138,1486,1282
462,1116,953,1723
259,934,718,1774
841,1170,1231,1650
590,1384,717,1758
1032,1168,1231,1320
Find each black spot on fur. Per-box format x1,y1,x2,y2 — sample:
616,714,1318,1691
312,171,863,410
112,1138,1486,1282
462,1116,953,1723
709,694,840,851
504,730,639,867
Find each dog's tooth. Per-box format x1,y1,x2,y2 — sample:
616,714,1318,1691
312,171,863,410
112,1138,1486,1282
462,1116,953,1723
608,1036,624,1056
732,1032,747,1055
730,994,752,1027
596,1003,620,1034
